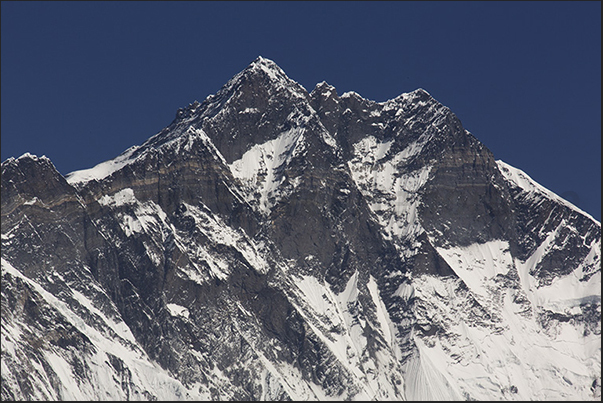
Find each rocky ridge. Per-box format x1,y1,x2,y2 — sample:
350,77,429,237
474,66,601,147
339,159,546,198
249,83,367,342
2,56,600,400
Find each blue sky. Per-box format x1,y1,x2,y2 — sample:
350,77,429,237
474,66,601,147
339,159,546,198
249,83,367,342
1,1,600,221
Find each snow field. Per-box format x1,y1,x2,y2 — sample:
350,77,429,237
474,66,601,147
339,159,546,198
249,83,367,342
412,235,600,400
497,160,600,225
166,303,190,319
348,135,433,242
229,126,306,214
289,271,405,399
66,146,140,185
435,239,513,300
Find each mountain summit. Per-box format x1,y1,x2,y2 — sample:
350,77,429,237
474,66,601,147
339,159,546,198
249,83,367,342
2,57,600,400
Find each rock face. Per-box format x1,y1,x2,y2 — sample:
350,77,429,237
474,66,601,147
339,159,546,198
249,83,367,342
2,56,600,400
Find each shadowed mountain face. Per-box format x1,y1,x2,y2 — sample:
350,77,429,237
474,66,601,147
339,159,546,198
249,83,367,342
2,57,600,401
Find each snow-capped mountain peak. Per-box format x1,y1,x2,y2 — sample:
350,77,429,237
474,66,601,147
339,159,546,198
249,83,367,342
2,57,600,401
212,55,309,106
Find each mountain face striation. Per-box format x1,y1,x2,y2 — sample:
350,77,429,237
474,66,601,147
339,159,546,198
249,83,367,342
2,56,600,400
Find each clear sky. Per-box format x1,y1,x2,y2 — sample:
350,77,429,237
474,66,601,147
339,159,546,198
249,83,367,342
1,1,600,221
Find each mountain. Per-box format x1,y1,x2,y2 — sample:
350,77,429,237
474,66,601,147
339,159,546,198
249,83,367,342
2,56,600,400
